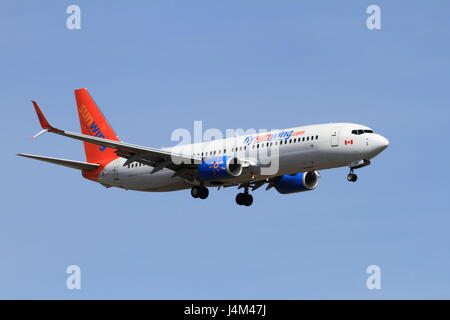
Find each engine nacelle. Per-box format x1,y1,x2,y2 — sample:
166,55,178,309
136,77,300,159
274,171,319,194
198,156,242,182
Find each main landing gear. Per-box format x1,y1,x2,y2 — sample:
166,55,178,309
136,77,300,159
191,185,254,206
236,187,253,207
191,186,209,199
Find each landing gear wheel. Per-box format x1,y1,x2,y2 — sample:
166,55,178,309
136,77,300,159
236,193,245,205
191,186,201,198
243,193,253,207
199,187,209,199
236,192,253,206
347,173,358,182
192,186,209,199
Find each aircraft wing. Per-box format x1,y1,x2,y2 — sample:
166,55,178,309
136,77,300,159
31,101,201,175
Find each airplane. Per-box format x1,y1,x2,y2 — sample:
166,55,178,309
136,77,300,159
18,88,389,206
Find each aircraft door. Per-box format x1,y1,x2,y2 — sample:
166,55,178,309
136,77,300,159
112,160,120,184
331,127,340,147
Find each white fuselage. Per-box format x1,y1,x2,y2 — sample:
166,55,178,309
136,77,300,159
97,123,389,191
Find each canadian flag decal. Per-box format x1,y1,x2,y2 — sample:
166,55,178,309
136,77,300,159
344,140,353,145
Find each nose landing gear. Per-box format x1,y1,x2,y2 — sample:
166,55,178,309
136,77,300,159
346,159,370,182
236,187,253,206
347,170,358,182
191,186,209,199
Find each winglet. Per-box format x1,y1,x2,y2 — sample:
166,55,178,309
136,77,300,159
32,129,48,139
32,100,54,130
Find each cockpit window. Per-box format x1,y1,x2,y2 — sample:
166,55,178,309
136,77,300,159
351,129,373,135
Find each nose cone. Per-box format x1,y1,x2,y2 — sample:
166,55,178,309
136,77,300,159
380,135,389,150
372,134,389,155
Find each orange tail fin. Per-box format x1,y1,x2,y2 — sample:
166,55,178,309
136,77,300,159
75,88,119,164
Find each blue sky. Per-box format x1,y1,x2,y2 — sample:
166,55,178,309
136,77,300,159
1,0,449,299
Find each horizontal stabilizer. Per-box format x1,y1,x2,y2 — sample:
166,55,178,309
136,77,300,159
17,153,100,171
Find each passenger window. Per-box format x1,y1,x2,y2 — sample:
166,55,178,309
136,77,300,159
307,137,309,141
316,135,318,140
302,137,305,142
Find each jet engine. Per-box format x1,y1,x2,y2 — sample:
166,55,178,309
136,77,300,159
198,156,242,182
273,171,319,194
